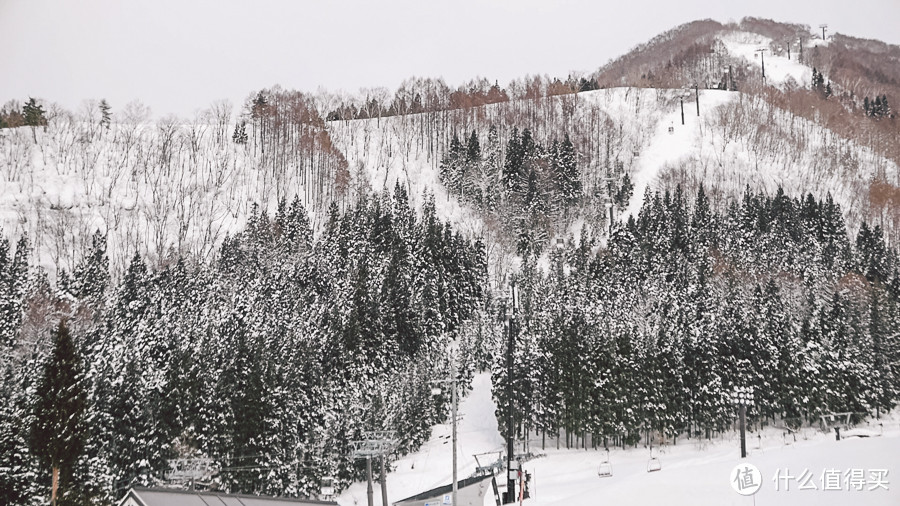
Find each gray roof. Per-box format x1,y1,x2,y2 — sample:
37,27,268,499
394,475,493,504
119,487,338,506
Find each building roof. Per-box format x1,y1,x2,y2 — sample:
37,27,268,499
118,487,338,506
393,474,493,504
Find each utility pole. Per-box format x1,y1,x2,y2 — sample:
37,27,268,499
380,454,389,506
732,387,754,459
820,24,828,41
505,282,520,504
452,359,458,506
366,457,374,506
694,84,700,116
755,48,767,82
429,353,459,506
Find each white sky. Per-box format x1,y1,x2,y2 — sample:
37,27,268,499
1,0,898,119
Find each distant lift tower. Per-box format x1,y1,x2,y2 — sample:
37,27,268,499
352,431,398,506
755,48,767,82
820,24,828,41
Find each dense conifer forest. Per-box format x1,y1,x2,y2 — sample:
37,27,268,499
492,186,899,451
0,187,489,503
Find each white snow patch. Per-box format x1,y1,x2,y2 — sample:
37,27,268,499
338,372,504,506
341,371,900,506
327,117,485,239
720,31,812,88
624,89,738,219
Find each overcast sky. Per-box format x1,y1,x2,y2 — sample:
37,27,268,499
1,0,898,119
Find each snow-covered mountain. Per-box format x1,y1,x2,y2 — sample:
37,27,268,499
2,17,900,505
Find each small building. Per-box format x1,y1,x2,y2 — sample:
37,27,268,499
117,487,338,506
393,475,496,506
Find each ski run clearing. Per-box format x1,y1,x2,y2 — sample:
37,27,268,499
338,373,900,506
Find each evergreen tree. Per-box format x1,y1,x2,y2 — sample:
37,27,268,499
29,320,87,505
99,100,111,129
868,285,900,418
466,130,480,163
22,97,46,127
690,185,714,255
857,222,890,282
811,68,826,96
439,132,465,194
502,128,523,197
552,133,580,205
70,230,109,301
22,97,46,142
0,374,32,505
232,121,248,144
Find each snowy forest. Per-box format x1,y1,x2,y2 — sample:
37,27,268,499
2,182,899,504
494,185,899,451
1,15,900,506
0,188,489,504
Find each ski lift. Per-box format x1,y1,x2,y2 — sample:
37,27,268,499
597,448,613,478
646,448,662,473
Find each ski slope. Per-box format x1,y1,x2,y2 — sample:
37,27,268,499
337,372,900,506
622,89,738,220
338,373,504,506
720,31,812,88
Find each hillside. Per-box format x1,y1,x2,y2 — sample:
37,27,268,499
1,16,899,506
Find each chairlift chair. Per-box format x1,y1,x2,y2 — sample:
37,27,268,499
646,449,662,473
597,448,613,478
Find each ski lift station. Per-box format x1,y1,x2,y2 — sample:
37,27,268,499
117,487,338,506
392,475,495,506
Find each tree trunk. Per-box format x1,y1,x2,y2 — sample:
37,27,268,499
51,466,59,506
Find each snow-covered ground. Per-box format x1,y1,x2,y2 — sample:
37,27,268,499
338,373,900,506
720,31,812,88
622,89,738,220
325,115,485,239
338,373,504,506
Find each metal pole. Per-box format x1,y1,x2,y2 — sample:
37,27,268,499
761,51,765,82
680,98,684,125
739,405,747,458
452,358,458,506
380,454,388,506
695,85,699,116
367,456,374,506
505,284,516,503
609,205,614,235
